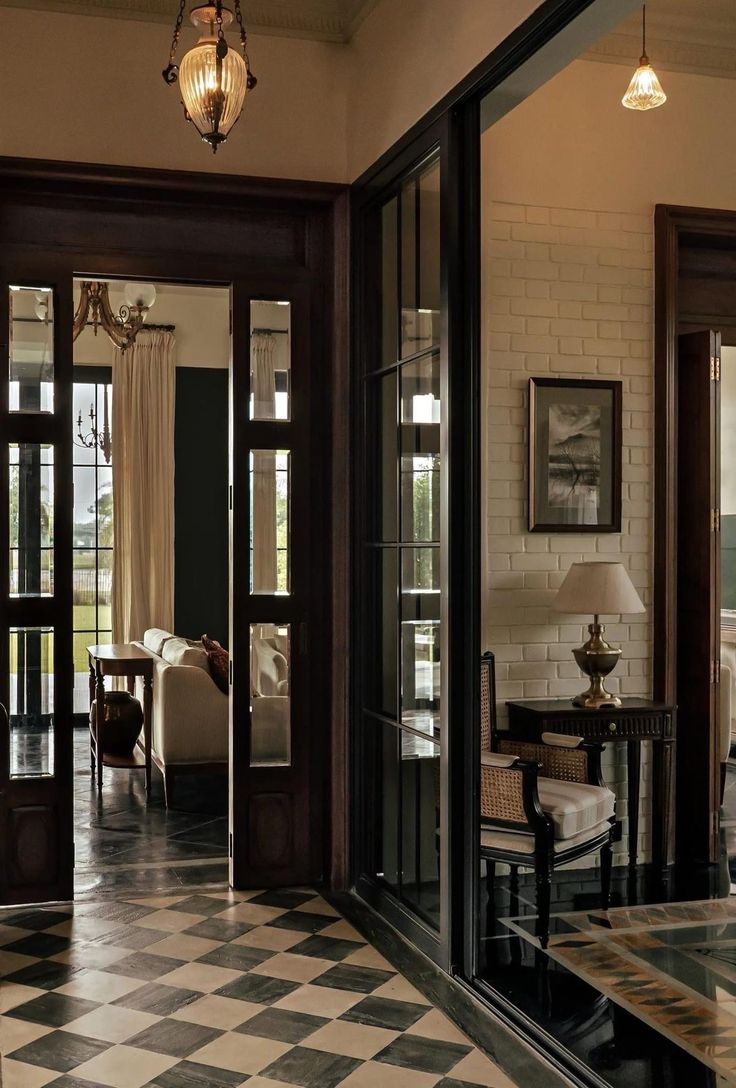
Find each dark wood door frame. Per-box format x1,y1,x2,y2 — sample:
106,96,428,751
655,204,736,864
0,155,350,892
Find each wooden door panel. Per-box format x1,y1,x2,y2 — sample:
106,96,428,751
676,329,721,863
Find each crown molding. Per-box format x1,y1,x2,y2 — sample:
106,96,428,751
0,0,378,40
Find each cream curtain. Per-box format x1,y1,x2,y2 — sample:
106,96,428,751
111,330,176,644
251,332,276,419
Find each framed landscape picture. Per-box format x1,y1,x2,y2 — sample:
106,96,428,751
528,377,622,533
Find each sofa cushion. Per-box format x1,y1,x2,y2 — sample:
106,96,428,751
162,637,210,672
202,634,229,694
143,628,175,656
537,777,615,840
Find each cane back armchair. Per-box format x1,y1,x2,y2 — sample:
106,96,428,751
480,652,619,947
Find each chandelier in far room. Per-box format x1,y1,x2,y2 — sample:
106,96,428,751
163,0,257,153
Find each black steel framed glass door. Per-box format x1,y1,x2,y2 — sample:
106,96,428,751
0,266,74,905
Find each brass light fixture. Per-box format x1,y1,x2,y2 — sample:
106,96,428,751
163,0,257,153
622,3,667,111
72,281,156,352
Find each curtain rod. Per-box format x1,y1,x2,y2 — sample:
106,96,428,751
11,318,176,331
252,327,289,335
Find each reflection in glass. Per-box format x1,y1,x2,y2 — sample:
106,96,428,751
400,725,440,927
402,547,440,729
400,160,440,359
250,623,291,766
400,355,440,543
9,287,54,413
9,627,54,777
250,449,290,594
10,444,54,598
250,301,291,420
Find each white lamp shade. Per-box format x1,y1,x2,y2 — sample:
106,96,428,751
124,283,156,311
553,562,645,616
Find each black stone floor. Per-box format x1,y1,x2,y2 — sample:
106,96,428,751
74,728,229,898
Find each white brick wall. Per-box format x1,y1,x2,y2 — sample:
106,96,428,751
482,201,654,865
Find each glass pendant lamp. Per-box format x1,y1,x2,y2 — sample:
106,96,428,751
163,0,256,153
622,3,667,111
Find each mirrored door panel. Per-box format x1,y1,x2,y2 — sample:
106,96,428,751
0,271,73,906
231,283,322,888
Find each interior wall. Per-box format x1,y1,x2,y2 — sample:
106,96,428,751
0,7,348,182
481,58,736,864
347,0,542,179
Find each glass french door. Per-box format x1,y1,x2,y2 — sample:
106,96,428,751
230,280,323,887
0,266,74,905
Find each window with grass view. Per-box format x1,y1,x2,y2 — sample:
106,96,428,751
73,378,113,714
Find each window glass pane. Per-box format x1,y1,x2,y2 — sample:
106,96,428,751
365,718,399,896
250,623,291,766
10,444,54,598
367,372,398,543
382,198,399,366
400,355,440,543
364,547,398,719
250,449,289,595
401,547,440,730
401,160,440,359
9,286,54,413
250,301,290,420
98,551,112,632
9,627,54,778
400,725,440,927
73,550,96,634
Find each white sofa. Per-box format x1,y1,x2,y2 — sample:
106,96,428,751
133,628,229,806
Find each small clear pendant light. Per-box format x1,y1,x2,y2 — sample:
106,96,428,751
622,3,667,111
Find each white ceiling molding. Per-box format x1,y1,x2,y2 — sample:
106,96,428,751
0,0,379,40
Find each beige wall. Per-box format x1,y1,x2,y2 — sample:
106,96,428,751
347,0,542,179
0,0,551,183
0,8,348,182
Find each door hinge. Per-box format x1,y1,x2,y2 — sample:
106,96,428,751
711,355,721,380
712,508,721,532
711,660,721,684
717,354,721,381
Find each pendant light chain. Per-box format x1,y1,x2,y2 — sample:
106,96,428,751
234,0,257,88
163,0,187,83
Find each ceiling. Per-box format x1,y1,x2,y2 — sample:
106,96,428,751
0,0,379,40
588,0,736,80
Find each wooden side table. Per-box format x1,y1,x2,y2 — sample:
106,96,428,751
506,698,676,878
88,644,154,799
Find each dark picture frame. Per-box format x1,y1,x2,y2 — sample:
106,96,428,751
528,377,622,533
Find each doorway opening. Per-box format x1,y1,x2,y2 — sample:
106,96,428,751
69,279,233,897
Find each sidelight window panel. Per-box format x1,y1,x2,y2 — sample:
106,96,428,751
10,444,54,598
9,286,54,413
9,627,54,778
250,450,290,595
250,623,291,766
250,301,291,421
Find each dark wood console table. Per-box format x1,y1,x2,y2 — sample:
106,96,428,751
88,644,154,799
506,699,676,876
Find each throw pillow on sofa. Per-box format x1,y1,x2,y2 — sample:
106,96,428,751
202,634,230,694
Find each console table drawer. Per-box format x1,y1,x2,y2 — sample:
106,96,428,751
518,713,672,741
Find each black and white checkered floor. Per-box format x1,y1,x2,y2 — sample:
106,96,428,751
0,888,516,1088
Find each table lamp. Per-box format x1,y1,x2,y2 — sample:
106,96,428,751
553,561,646,709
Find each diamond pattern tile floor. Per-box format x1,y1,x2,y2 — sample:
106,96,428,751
0,890,517,1087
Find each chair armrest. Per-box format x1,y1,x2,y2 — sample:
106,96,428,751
480,756,551,840
541,731,584,748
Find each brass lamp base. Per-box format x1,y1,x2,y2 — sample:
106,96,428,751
571,620,622,709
